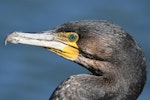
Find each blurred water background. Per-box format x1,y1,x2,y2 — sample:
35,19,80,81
0,0,150,100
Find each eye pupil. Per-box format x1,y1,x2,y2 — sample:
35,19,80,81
69,34,77,42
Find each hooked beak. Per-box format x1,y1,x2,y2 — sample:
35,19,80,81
5,31,79,60
5,31,67,50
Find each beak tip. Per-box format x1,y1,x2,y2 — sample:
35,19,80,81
4,38,8,46
5,32,20,45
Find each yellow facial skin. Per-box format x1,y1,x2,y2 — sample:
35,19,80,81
48,32,79,60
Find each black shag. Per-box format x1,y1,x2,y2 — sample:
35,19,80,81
6,20,147,100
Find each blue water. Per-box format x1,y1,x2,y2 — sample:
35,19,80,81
0,0,150,100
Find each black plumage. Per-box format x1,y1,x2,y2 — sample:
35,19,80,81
6,20,147,100
50,20,147,100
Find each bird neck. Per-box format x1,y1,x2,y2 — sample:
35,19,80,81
74,55,134,99
75,54,145,100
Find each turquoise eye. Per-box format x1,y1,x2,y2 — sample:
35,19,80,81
69,33,78,42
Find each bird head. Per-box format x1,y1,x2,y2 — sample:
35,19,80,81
5,20,146,77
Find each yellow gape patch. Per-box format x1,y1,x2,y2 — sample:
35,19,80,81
49,32,79,60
